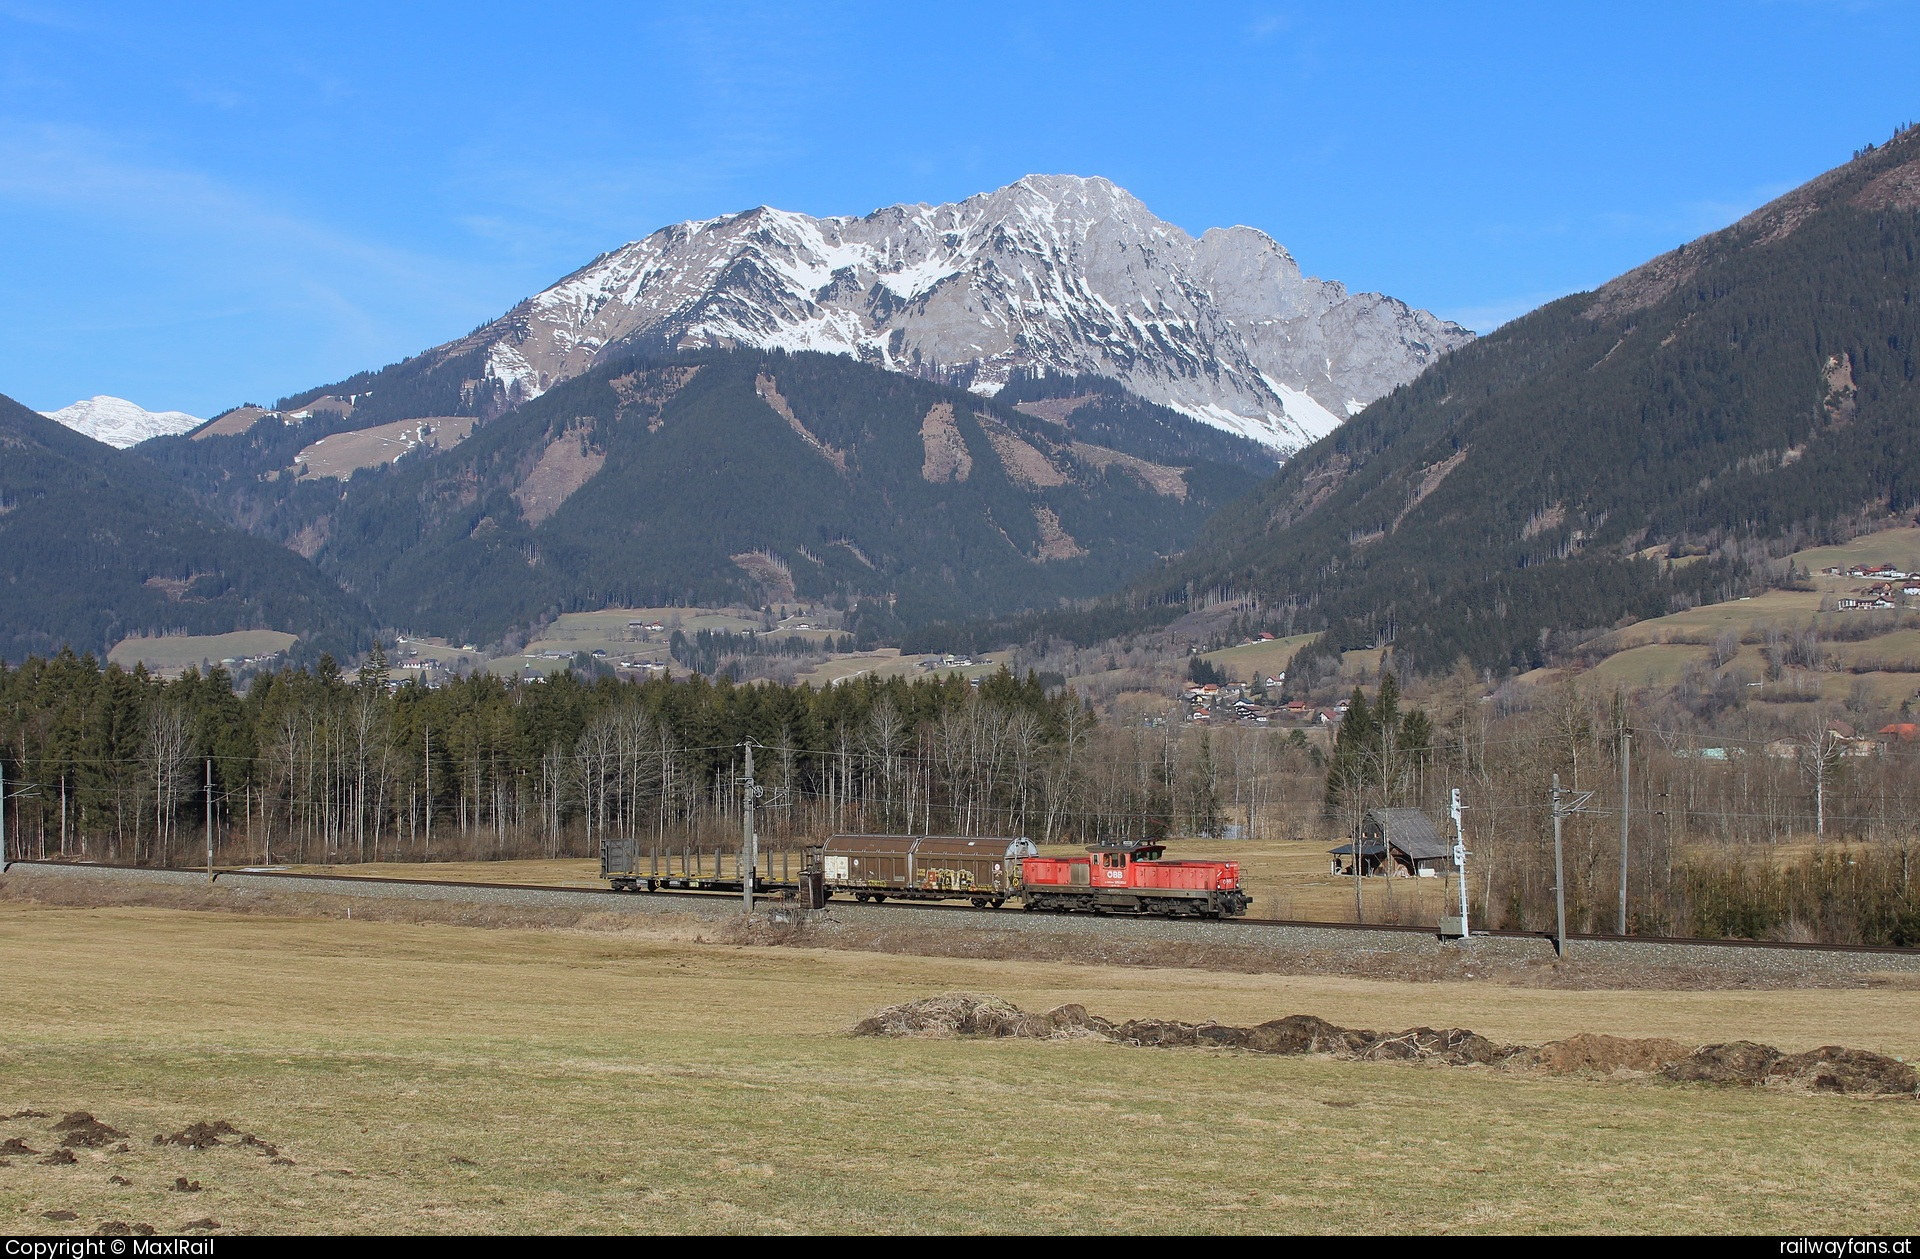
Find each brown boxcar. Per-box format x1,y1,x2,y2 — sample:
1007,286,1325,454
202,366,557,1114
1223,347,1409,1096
819,834,1035,906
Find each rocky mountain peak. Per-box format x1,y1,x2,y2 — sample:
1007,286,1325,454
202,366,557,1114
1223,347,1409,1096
458,176,1471,454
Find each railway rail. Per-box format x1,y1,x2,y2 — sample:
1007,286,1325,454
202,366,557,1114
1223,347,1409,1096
5,857,1917,960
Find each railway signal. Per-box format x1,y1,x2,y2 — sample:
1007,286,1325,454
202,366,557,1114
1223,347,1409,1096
1441,788,1470,938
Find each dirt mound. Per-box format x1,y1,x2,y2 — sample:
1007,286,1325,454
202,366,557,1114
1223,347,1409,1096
155,1120,241,1149
851,998,1918,1094
1660,1042,1919,1093
1662,1041,1783,1085
853,999,1507,1064
1527,1033,1694,1076
4,1109,50,1120
39,1149,77,1165
1,1137,38,1155
173,1177,202,1193
1235,1014,1369,1056
852,994,1048,1039
54,1111,126,1149
1048,1009,1507,1066
1773,1046,1919,1094
94,1223,156,1237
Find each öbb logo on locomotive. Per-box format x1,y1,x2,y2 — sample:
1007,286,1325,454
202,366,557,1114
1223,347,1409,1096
601,833,1251,918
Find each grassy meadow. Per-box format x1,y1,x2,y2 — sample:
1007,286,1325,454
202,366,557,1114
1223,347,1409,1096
3,900,1917,1234
106,631,298,675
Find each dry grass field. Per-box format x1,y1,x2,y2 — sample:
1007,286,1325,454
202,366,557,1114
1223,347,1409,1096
791,648,1013,687
280,858,605,886
289,842,1451,928
107,631,298,675
1,899,1917,1235
294,416,476,480
1030,840,1453,925
523,607,765,659
1199,633,1318,683
1793,527,1920,576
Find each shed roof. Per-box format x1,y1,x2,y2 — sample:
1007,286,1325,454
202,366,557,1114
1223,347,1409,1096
1364,809,1450,860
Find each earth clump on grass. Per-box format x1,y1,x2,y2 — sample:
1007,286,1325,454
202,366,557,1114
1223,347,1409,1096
854,995,1920,1094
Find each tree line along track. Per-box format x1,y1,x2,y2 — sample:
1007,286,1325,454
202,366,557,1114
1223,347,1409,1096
4,859,1917,974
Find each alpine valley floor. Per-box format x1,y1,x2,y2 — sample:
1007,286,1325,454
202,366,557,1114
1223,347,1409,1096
1,899,1917,1234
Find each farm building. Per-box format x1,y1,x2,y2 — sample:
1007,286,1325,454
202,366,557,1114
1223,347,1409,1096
1328,809,1454,877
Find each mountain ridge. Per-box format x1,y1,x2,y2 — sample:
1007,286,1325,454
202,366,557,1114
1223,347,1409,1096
281,175,1470,455
0,391,368,662
144,347,1274,647
1150,125,1920,677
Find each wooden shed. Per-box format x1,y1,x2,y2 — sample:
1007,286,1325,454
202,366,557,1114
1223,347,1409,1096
1329,809,1454,877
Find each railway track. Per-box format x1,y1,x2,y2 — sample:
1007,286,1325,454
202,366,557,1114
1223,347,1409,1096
7,859,1916,959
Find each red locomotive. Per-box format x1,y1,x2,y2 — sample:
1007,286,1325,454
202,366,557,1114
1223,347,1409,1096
1018,839,1250,918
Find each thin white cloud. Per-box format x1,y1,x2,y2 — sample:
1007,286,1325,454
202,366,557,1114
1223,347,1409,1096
0,119,499,315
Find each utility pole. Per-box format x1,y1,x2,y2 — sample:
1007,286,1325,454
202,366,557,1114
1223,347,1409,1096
205,758,215,880
1443,787,1469,937
741,741,757,914
1618,731,1631,935
1550,774,1595,958
1551,774,1565,957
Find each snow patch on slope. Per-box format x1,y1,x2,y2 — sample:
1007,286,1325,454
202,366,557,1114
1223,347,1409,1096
448,175,1473,455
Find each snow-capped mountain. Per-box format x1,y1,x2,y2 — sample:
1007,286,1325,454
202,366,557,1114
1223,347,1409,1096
456,176,1471,453
39,396,204,448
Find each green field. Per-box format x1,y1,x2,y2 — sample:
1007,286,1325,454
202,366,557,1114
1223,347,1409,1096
107,631,298,674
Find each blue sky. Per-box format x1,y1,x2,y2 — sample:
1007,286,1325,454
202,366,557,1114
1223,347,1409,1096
2,1,1916,417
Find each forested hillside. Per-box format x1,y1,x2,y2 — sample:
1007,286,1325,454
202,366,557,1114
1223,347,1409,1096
0,392,369,662
154,349,1264,648
1155,125,1920,676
